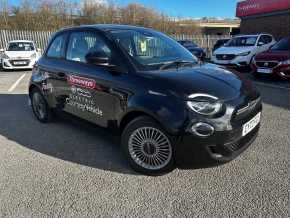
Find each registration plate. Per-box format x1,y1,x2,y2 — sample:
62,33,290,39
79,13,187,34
14,61,27,65
257,68,272,74
242,112,261,137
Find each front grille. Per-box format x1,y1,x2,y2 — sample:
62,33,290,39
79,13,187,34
223,125,259,152
232,97,262,125
256,61,279,68
10,59,30,67
216,54,236,60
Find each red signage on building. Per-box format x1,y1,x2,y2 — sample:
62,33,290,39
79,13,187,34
236,0,290,17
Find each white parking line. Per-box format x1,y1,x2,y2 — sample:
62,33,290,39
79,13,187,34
254,81,290,91
8,73,26,92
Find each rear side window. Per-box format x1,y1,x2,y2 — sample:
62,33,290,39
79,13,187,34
264,35,273,44
47,34,65,58
66,31,111,63
259,35,273,44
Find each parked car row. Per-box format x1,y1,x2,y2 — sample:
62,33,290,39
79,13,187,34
179,34,290,80
2,34,289,80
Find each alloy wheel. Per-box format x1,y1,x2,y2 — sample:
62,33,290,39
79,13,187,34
128,127,172,170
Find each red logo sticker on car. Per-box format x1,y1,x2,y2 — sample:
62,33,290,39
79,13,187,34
67,75,96,90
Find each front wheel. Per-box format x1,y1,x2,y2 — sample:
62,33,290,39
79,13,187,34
121,116,175,176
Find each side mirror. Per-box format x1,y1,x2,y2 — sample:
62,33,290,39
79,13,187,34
85,51,110,66
85,52,125,74
258,42,265,46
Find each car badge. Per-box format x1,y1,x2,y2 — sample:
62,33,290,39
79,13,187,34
223,55,227,59
264,62,269,67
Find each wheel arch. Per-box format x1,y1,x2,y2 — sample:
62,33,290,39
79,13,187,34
119,109,172,136
29,84,41,97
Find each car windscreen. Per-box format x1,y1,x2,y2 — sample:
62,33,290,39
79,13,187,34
110,29,197,71
7,42,35,51
226,36,257,47
271,38,290,51
217,39,229,46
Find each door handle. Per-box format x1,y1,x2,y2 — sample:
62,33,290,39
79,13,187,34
57,72,66,78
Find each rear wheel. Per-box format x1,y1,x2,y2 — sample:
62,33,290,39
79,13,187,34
121,116,175,176
31,88,53,123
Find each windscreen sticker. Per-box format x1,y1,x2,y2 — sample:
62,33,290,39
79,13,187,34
140,40,147,52
67,75,96,90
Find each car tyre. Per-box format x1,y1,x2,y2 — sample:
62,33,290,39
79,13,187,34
121,116,175,176
30,88,53,123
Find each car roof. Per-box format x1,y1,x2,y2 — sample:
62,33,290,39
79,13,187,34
234,34,272,38
60,24,154,33
8,40,34,43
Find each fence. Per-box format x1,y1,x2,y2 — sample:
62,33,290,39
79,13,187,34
0,30,228,57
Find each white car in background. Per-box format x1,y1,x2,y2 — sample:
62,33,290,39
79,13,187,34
0,40,41,70
211,34,276,67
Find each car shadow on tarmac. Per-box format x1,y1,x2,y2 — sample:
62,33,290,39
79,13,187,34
0,93,137,175
0,92,288,175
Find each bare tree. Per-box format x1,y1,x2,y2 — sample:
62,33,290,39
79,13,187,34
0,0,201,35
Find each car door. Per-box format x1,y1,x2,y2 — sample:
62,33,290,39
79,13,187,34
60,29,128,128
38,32,70,110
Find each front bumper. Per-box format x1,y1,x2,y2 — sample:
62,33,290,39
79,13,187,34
2,58,36,70
252,63,290,79
211,55,252,67
175,97,262,168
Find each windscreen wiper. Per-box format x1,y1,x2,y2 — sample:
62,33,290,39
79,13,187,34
159,60,197,70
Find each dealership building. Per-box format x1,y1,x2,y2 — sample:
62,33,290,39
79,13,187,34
236,0,290,39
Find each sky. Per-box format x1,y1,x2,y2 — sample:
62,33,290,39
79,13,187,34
9,0,241,19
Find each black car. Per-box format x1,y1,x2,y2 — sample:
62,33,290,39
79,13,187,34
212,38,230,52
177,40,206,60
29,25,262,175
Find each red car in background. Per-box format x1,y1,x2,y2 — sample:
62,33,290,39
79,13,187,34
252,37,290,79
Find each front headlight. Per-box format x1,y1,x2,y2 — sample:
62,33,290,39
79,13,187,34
30,53,37,59
238,51,251,56
280,59,290,65
186,93,223,116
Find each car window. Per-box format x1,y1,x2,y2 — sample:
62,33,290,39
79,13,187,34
111,29,196,71
258,35,272,45
7,42,34,51
66,31,111,63
47,34,65,58
226,36,257,47
271,38,290,51
264,35,273,44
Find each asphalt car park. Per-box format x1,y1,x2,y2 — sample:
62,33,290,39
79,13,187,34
0,68,289,217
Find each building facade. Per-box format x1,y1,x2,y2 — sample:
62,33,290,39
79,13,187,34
236,0,290,39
